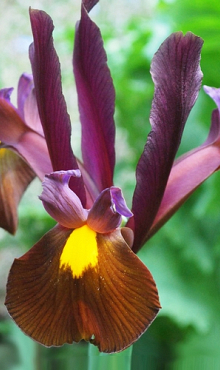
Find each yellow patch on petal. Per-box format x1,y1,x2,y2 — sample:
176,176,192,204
59,225,98,278
0,147,6,155
5,226,161,352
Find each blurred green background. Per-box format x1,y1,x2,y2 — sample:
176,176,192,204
1,0,220,369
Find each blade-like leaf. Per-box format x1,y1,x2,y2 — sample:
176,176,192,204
29,9,86,205
73,5,115,192
129,32,203,252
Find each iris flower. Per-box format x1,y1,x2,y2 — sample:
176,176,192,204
2,0,220,353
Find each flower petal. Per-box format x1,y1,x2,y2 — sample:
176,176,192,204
146,108,220,240
5,225,160,353
0,98,51,179
17,73,34,119
204,85,220,110
83,0,99,12
39,170,88,228
0,148,35,234
29,9,86,205
0,87,13,101
128,32,203,252
110,187,133,218
17,73,44,136
87,187,132,233
73,5,115,192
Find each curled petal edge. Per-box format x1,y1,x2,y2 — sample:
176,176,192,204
40,170,87,228
87,187,133,233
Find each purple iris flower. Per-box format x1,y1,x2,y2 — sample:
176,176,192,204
1,0,220,353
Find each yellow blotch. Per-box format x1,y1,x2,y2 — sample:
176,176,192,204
59,225,98,278
0,148,7,157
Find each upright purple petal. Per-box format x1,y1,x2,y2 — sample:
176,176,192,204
17,73,43,136
83,0,99,12
23,88,44,136
29,9,86,205
128,32,203,252
17,73,34,119
73,5,115,192
147,108,220,240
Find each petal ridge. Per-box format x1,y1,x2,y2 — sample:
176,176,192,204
129,32,203,252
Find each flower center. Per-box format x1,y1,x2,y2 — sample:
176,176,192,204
59,225,98,278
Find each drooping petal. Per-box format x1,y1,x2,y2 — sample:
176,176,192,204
0,98,51,179
73,5,115,192
128,32,203,253
87,187,132,233
5,224,160,353
29,9,86,205
146,108,220,240
39,170,87,228
0,148,35,234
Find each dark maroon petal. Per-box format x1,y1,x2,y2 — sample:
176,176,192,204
87,187,132,233
29,9,86,205
128,32,203,253
73,5,115,192
83,0,99,12
146,108,220,240
39,170,88,228
0,148,35,234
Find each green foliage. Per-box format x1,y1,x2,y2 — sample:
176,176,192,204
104,18,153,166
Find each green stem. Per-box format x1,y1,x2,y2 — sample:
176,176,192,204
88,343,133,370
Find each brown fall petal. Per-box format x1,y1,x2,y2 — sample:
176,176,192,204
5,225,160,353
